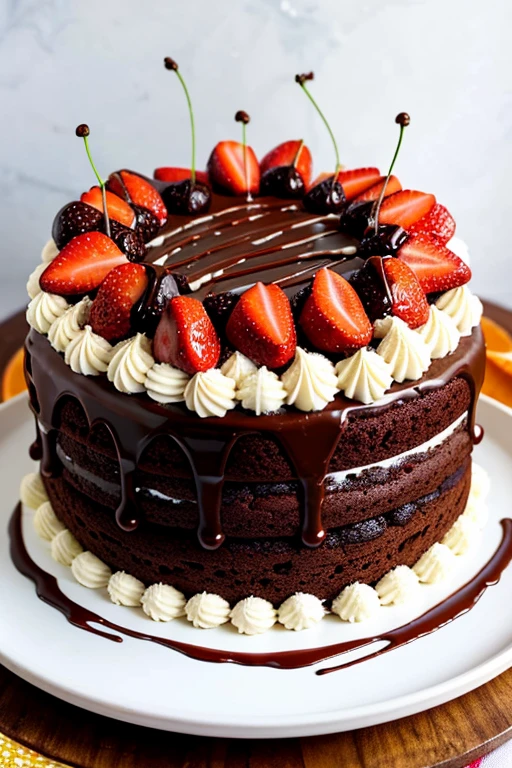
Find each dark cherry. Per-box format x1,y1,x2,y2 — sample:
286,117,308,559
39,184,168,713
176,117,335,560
162,179,212,216
303,177,346,215
358,224,408,257
105,220,146,261
260,166,305,199
131,205,160,243
203,292,239,333
133,271,183,336
339,201,374,239
52,201,103,249
289,285,311,321
349,256,392,322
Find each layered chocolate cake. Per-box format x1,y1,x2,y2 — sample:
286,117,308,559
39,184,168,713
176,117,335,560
22,68,486,632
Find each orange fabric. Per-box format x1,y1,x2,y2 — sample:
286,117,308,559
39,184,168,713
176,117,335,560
480,317,512,408
2,348,26,401
3,317,512,407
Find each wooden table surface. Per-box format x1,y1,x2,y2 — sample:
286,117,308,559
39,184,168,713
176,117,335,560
1,302,511,768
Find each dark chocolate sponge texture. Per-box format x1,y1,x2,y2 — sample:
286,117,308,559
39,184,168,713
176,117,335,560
44,461,471,604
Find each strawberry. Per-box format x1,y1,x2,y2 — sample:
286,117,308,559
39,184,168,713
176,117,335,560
89,263,149,342
382,257,430,328
299,268,373,353
407,203,456,244
378,190,436,229
153,296,220,374
40,232,127,296
398,234,471,293
80,186,135,228
226,283,296,367
154,167,209,184
352,175,402,203
259,141,313,187
107,171,167,225
337,167,381,200
207,141,260,196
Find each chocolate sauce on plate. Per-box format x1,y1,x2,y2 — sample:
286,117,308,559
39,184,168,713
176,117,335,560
9,504,511,674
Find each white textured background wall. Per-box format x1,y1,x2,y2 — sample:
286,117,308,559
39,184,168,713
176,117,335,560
1,0,511,318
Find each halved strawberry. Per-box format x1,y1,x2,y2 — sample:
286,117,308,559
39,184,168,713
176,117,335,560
89,263,148,342
260,141,313,187
107,171,167,225
207,141,260,196
299,268,372,353
382,257,430,328
80,186,135,228
226,283,296,367
353,175,402,203
378,190,436,229
154,167,209,184
40,232,127,296
337,167,381,200
398,234,471,293
407,203,456,244
153,296,220,374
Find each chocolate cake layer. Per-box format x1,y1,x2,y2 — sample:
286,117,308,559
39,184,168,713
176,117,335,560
55,421,472,537
43,460,471,604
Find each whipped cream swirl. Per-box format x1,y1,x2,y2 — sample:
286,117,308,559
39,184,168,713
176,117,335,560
435,286,483,336
184,369,236,418
230,596,277,634
185,592,231,628
277,592,325,631
51,528,84,566
65,325,112,376
221,351,257,387
281,348,338,412
375,316,430,382
27,291,69,335
41,238,59,263
236,366,286,415
34,501,65,542
416,305,460,359
71,551,112,589
331,582,380,622
145,363,190,404
20,472,48,510
26,263,46,299
107,571,145,606
442,516,479,555
413,542,456,583
48,297,92,353
107,334,154,394
335,347,393,404
375,565,419,606
141,583,187,621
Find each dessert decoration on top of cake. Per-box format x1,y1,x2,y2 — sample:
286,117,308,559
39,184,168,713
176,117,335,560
26,67,481,418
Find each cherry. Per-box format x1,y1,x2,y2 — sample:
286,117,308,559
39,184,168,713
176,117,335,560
295,73,346,214
260,141,306,198
75,124,111,237
161,57,211,216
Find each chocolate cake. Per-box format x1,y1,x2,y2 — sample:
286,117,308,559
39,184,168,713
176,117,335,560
22,70,486,629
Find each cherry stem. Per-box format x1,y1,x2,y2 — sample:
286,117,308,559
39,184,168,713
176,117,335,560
242,122,250,201
171,67,196,184
292,140,304,168
373,118,408,235
297,79,340,178
81,133,110,237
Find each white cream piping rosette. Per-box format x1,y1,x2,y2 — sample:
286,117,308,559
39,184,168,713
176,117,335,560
21,458,490,633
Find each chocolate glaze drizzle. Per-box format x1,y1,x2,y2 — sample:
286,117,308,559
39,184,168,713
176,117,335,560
26,193,486,551
10,504,512,673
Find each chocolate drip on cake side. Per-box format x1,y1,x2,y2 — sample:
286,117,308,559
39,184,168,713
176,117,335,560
24,320,485,552
9,504,512,672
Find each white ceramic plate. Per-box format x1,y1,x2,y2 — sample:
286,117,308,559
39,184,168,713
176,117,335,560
0,392,511,738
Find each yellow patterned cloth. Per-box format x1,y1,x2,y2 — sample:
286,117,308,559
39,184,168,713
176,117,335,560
0,735,68,768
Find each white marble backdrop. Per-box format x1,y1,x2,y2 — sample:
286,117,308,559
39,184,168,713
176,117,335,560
1,0,511,318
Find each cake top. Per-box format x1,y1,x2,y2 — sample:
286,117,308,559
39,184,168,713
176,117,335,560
26,65,482,417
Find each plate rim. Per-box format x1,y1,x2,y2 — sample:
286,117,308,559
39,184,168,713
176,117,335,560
1,391,512,737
